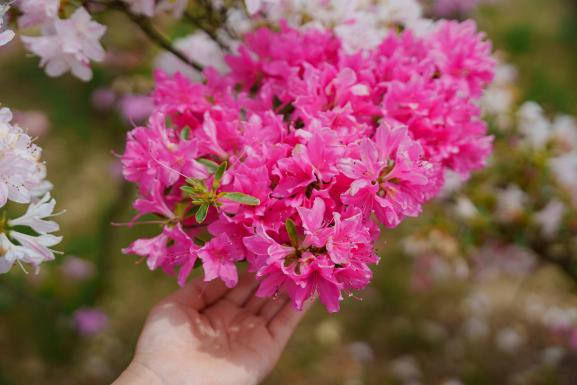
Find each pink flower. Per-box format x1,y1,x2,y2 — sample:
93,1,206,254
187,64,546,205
199,233,244,288
327,211,374,265
118,94,154,123
340,122,439,227
292,254,343,313
121,114,207,192
60,256,95,281
123,224,197,274
297,197,331,248
431,20,495,97
11,110,50,137
121,23,494,312
73,307,108,337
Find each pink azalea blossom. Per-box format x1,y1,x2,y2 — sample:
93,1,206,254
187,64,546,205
73,307,108,337
122,23,494,312
198,233,244,288
340,123,439,227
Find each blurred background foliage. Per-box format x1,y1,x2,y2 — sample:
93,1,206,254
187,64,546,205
1,0,577,384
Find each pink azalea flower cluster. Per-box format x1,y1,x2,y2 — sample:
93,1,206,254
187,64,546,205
122,21,494,312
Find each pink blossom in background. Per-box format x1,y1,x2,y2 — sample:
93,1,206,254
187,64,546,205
12,110,50,137
472,243,536,281
91,88,117,111
60,256,95,281
432,0,493,17
73,308,108,337
122,22,495,312
570,330,577,350
118,94,154,123
108,159,124,181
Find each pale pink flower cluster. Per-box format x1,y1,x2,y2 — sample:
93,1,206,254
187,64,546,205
122,22,494,312
10,2,106,81
432,0,496,17
0,107,61,274
20,7,107,81
239,0,429,53
122,0,189,18
0,4,15,47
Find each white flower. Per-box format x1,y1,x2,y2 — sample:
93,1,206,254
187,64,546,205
391,355,421,382
552,115,577,151
541,305,577,330
495,184,527,222
0,107,46,207
155,31,227,80
16,0,60,28
334,12,385,53
122,0,155,16
439,169,465,198
377,0,423,26
482,63,517,127
0,234,23,273
517,101,551,149
156,0,189,18
495,328,524,353
21,7,107,81
464,317,489,339
534,200,565,239
541,347,565,366
442,380,464,385
8,193,60,233
549,152,577,204
242,0,425,52
0,104,60,275
0,30,15,47
245,0,265,15
454,196,478,220
9,231,62,269
0,230,61,274
0,4,15,47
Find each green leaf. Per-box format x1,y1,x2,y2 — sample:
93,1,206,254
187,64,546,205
185,178,207,192
195,204,209,224
180,186,197,195
212,161,227,190
215,161,227,182
285,219,298,248
180,127,191,140
219,192,261,206
197,158,219,173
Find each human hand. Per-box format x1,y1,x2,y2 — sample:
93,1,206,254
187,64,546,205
113,273,312,385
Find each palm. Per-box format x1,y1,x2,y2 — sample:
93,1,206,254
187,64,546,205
126,275,310,385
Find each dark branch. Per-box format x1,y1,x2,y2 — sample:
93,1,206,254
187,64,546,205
93,0,205,72
183,11,230,51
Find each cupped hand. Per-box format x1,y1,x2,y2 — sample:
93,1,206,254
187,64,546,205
113,273,312,385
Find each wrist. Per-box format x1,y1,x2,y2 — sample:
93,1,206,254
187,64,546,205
112,361,166,385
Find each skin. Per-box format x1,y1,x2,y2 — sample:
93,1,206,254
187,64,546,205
113,274,312,385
